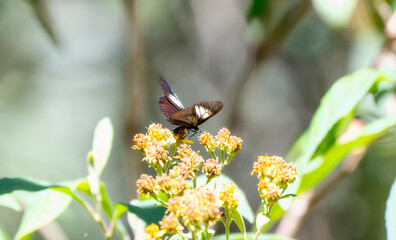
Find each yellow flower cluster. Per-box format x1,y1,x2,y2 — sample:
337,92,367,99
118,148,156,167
133,124,176,170
202,159,221,179
144,223,165,240
177,144,204,179
251,155,297,203
219,183,239,210
199,128,243,165
167,188,220,227
137,173,190,198
159,213,183,234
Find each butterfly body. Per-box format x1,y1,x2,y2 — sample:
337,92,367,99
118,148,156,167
157,76,223,135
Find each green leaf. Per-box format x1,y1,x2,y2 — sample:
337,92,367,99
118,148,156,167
295,69,396,175
0,227,10,240
299,117,396,192
247,0,271,21
386,178,396,240
91,117,113,176
115,200,166,225
127,212,146,240
169,235,183,240
26,0,58,46
312,0,358,28
195,174,254,223
231,210,246,240
0,194,22,212
75,179,113,218
0,177,50,195
15,189,72,240
212,232,295,240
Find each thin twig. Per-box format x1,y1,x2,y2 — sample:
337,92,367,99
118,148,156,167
228,0,311,130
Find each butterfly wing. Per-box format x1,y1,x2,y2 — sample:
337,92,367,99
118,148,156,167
168,106,196,128
157,76,185,121
169,101,223,127
193,101,223,125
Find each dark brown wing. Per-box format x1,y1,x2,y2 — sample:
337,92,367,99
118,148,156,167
157,76,185,122
192,101,223,125
169,101,223,127
168,106,196,128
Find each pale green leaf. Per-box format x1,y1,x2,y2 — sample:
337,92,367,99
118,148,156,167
386,178,396,240
15,189,72,240
91,117,113,176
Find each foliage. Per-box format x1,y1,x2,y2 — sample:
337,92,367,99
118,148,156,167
0,69,395,239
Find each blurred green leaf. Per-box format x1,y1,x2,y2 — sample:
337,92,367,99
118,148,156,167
299,117,396,192
127,212,146,240
0,177,50,195
297,69,395,173
247,0,271,21
91,117,113,176
26,0,58,46
386,178,396,240
386,0,396,10
0,227,11,240
312,0,358,28
195,174,254,223
212,232,295,240
75,179,113,218
231,210,246,240
169,235,183,240
15,189,72,240
0,194,22,212
115,200,166,225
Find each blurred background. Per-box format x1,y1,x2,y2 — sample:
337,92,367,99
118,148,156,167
1,0,396,239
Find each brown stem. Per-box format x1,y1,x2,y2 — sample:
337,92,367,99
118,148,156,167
123,0,147,196
228,0,311,129
275,148,366,237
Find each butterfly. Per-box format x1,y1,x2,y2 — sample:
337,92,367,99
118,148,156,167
157,76,223,136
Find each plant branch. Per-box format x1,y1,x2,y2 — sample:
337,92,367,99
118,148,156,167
228,0,311,129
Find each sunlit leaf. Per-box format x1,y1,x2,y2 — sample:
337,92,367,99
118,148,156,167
386,178,396,240
231,210,246,240
299,117,396,192
212,232,295,240
14,189,72,240
0,227,10,240
312,0,358,28
91,117,114,176
0,194,22,212
296,69,395,174
127,212,146,240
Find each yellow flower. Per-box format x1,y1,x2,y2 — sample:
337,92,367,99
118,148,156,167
160,213,183,234
199,132,216,152
216,128,231,151
202,159,221,179
167,188,220,227
251,155,297,186
136,174,156,197
132,133,149,153
144,223,165,240
169,163,191,179
143,139,169,168
219,183,239,209
147,123,172,141
226,135,243,157
257,178,281,202
177,144,203,179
